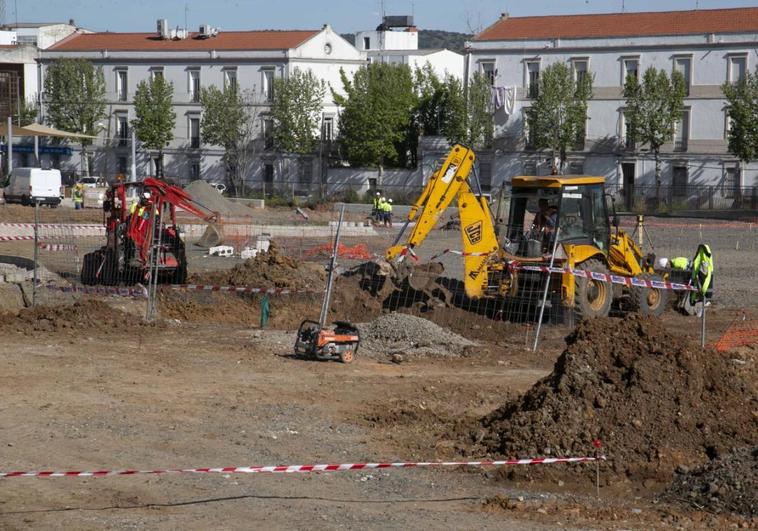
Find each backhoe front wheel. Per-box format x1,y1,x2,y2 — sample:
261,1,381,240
630,274,670,317
575,258,612,319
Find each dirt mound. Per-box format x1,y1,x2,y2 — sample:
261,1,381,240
475,314,756,479
0,300,150,334
184,180,255,218
190,242,325,290
357,313,475,359
663,446,757,518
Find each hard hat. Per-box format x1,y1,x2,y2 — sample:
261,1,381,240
143,192,151,199
388,198,393,203
381,197,386,201
656,257,669,269
376,192,380,196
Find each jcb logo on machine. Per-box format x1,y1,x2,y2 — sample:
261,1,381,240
464,221,483,244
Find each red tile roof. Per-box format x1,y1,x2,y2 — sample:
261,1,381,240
474,7,758,41
49,30,320,51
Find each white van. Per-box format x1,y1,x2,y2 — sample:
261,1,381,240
3,168,63,206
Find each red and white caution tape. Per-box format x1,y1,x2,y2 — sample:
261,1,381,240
0,234,88,242
0,456,603,479
428,248,495,261
37,242,78,252
43,284,148,297
0,223,105,230
517,264,697,292
165,284,315,295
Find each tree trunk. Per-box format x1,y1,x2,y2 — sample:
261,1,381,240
654,149,661,209
157,148,163,179
81,145,89,177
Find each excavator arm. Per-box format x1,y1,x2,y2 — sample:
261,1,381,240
382,144,501,298
385,144,477,260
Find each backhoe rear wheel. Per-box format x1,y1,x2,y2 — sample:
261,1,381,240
575,258,612,319
630,274,670,317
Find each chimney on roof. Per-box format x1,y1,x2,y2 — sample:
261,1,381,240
69,18,76,26
500,12,509,20
157,18,169,39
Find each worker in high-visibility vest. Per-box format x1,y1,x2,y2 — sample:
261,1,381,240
73,184,84,210
690,244,713,305
372,192,382,222
383,198,393,227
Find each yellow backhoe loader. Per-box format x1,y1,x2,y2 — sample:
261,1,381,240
378,144,668,319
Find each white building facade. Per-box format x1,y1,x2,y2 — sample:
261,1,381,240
39,22,365,188
467,7,758,207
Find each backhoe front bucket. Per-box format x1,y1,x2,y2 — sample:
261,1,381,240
195,223,224,248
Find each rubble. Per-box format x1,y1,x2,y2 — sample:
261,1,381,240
357,313,476,358
663,446,757,518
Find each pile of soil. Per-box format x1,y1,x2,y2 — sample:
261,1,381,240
474,314,756,479
0,300,149,334
663,446,757,518
357,313,475,358
184,180,255,218
190,242,325,290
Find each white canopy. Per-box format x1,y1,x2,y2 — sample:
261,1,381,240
0,122,97,139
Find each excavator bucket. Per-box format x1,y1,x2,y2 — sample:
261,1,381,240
195,223,225,248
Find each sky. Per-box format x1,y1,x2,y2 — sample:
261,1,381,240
10,0,758,34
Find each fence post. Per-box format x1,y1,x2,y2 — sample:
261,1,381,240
701,295,707,349
532,227,561,352
708,186,713,210
33,199,39,307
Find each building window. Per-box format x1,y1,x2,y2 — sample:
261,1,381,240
523,161,537,176
322,115,334,142
622,57,639,85
262,68,275,102
522,108,535,149
723,167,738,198
190,159,201,181
189,116,200,149
674,109,690,152
621,111,635,150
478,161,492,192
526,61,540,99
223,68,237,91
571,58,588,85
728,54,747,84
188,69,200,102
116,113,129,147
672,165,688,198
480,61,495,86
150,67,164,81
567,161,584,175
117,156,128,177
363,36,370,50
673,56,692,96
116,69,128,101
263,118,274,150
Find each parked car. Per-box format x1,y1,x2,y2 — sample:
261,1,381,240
3,167,63,206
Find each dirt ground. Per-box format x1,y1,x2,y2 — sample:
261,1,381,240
0,212,756,529
0,298,754,529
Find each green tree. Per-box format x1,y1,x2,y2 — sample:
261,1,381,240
722,67,758,201
526,62,593,174
132,76,176,179
200,86,260,197
333,62,416,172
440,75,467,145
270,67,326,154
414,63,445,136
624,67,686,203
43,58,106,175
15,99,37,126
466,72,494,149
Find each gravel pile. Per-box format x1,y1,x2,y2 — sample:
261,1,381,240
357,312,476,359
663,446,757,518
185,180,256,218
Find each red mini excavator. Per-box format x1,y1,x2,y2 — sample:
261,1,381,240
81,178,221,286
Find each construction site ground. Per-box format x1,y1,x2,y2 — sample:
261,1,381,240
0,209,756,529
